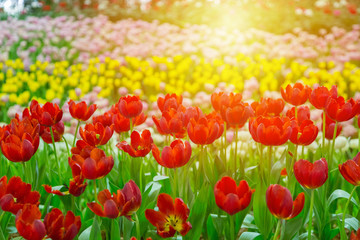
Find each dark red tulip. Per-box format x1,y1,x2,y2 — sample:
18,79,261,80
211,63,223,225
0,124,10,142
339,152,360,186
266,184,305,220
41,121,65,144
152,139,192,168
68,175,88,197
1,133,39,162
251,98,285,117
309,85,337,109
290,120,318,146
29,99,63,127
187,115,223,145
286,106,310,125
8,117,40,139
145,193,192,238
43,185,65,196
152,109,187,138
117,130,153,158
93,111,114,128
294,158,328,189
79,122,113,146
325,96,360,122
281,83,311,106
70,147,114,180
214,176,255,215
44,208,81,240
224,102,254,128
15,204,46,240
350,227,360,240
87,180,141,220
130,237,152,240
0,176,40,214
322,114,342,140
157,93,183,112
68,100,97,122
249,116,292,146
118,95,143,118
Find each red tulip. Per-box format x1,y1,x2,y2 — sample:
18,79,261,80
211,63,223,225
93,111,114,127
44,208,81,240
145,193,192,238
339,152,360,186
187,115,223,145
131,237,152,240
249,116,292,146
214,176,255,215
152,109,187,138
29,99,63,127
15,204,46,240
118,95,143,118
211,92,242,114
41,121,65,144
290,120,318,146
266,184,305,219
281,83,311,106
309,85,337,109
322,114,342,140
117,130,153,158
286,106,310,125
0,124,10,142
1,132,39,162
0,176,40,214
251,98,285,117
294,158,328,189
68,175,88,197
350,227,360,240
70,147,114,180
68,100,97,122
79,122,113,146
43,185,65,196
152,139,191,168
112,113,130,133
157,93,183,112
224,102,254,128
87,180,141,219
8,116,40,139
325,96,360,122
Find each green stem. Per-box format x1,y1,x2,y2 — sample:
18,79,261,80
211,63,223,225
62,136,70,156
322,111,326,156
234,126,238,180
330,122,338,170
273,219,282,240
294,106,298,120
308,190,315,240
134,213,141,239
139,157,143,193
289,144,298,178
22,162,27,183
94,180,97,202
230,214,235,240
267,146,272,185
50,126,61,183
173,168,178,198
72,120,80,147
342,186,358,230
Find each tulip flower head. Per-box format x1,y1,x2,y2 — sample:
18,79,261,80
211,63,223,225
286,106,310,124
157,93,183,112
251,98,285,117
350,227,360,240
214,176,255,215
44,208,81,240
152,139,192,168
281,83,311,106
29,100,63,127
15,204,46,240
325,96,360,122
339,152,360,186
309,85,337,109
187,114,223,145
41,121,64,144
118,95,143,118
68,100,97,121
79,122,113,146
87,180,141,219
145,193,192,238
117,129,153,158
294,158,328,189
290,119,318,146
266,184,305,219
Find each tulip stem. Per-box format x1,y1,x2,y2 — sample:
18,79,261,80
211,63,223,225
273,219,281,240
267,146,272,184
50,126,61,183
308,190,314,240
22,162,27,183
230,214,235,240
72,120,80,148
322,111,326,156
342,186,357,231
62,136,71,156
93,180,97,202
173,168,178,197
134,213,141,239
295,106,298,120
234,126,238,180
329,121,338,170
139,158,143,193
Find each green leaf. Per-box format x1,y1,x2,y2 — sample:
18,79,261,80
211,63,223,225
183,184,209,240
328,189,358,207
89,217,102,240
123,217,135,240
345,217,360,231
111,219,121,240
78,226,92,240
206,215,219,240
283,217,303,240
239,232,263,240
253,183,274,239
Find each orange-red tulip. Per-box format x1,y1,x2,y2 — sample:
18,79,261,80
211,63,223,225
87,180,141,219
251,98,285,117
187,115,223,145
309,85,337,109
68,100,97,122
214,176,255,215
118,95,143,118
29,99,63,127
41,121,64,144
145,193,192,238
266,184,305,220
152,139,191,168
325,96,360,122
290,120,318,146
15,204,46,240
294,158,328,189
117,130,153,157
79,122,113,146
286,106,310,124
44,208,81,240
281,83,311,106
339,152,360,186
157,93,183,112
